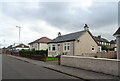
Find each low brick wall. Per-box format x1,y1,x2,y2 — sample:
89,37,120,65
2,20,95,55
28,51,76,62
61,55,120,76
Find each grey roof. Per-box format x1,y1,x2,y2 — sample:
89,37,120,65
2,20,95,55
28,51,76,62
93,36,109,43
110,40,116,44
48,30,86,43
113,27,120,36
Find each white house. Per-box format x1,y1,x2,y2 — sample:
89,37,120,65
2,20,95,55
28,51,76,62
14,43,29,50
48,24,101,57
29,37,51,50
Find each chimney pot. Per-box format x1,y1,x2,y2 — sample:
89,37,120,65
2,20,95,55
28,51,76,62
58,32,61,37
98,35,101,38
84,24,89,31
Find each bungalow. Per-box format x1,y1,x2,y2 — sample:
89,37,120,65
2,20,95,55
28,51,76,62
14,44,29,50
29,37,51,50
48,24,101,57
93,35,110,47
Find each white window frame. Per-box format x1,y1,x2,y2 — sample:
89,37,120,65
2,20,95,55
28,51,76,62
63,42,70,52
104,42,106,45
48,44,51,51
48,44,56,52
33,43,37,50
52,44,56,51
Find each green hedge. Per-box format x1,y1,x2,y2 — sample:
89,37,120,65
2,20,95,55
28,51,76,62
102,45,114,52
19,50,48,55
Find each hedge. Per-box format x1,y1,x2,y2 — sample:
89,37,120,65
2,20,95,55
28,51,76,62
19,50,48,55
102,45,114,52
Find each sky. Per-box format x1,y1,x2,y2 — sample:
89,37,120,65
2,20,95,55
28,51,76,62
0,0,119,47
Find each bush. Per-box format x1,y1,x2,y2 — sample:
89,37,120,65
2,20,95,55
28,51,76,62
102,45,114,52
19,50,48,55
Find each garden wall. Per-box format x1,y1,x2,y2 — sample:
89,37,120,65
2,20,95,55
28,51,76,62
81,51,116,59
61,55,120,76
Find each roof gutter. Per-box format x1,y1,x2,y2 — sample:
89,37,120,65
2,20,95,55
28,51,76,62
47,39,75,44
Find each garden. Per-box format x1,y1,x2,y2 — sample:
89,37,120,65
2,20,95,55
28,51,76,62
19,50,59,62
19,50,47,61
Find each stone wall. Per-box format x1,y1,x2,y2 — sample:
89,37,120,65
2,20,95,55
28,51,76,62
61,55,120,76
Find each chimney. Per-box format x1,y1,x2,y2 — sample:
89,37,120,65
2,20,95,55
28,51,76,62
84,24,89,31
98,35,101,38
58,32,61,37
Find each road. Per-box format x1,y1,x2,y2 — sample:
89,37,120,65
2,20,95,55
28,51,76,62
2,54,78,79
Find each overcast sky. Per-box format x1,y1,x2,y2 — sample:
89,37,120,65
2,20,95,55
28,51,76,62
0,0,119,47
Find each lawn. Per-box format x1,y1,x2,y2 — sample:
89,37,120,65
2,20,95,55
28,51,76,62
46,57,58,62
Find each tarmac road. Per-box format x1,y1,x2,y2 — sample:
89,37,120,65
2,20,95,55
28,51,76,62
2,54,78,79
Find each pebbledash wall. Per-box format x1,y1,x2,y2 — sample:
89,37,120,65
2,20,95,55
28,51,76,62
61,55,120,76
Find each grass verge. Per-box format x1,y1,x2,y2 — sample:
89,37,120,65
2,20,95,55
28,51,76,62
46,57,58,62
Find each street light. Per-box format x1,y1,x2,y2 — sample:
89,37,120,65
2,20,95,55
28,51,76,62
16,26,21,44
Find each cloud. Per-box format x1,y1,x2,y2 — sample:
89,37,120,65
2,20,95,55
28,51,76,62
0,1,118,47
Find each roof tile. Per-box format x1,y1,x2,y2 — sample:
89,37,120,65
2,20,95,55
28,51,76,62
29,37,51,44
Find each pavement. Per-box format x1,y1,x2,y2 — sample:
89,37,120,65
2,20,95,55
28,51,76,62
6,54,120,80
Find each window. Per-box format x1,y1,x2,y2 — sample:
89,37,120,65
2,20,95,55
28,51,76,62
48,45,51,51
91,46,95,51
64,44,67,50
33,43,37,49
64,43,70,51
101,42,103,45
104,43,106,45
67,43,70,50
52,45,56,51
48,44,56,51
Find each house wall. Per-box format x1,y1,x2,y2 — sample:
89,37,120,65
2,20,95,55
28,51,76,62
48,41,74,57
48,43,57,57
39,43,48,50
60,41,74,56
30,43,38,50
61,55,120,76
74,31,99,56
30,43,48,50
16,47,29,50
110,43,116,48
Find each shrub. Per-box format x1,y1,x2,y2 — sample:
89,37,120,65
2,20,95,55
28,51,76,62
19,50,47,55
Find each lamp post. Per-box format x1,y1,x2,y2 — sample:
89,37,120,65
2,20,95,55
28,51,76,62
16,26,21,44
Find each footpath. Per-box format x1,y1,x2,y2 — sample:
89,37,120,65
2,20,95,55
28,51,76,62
6,54,119,81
